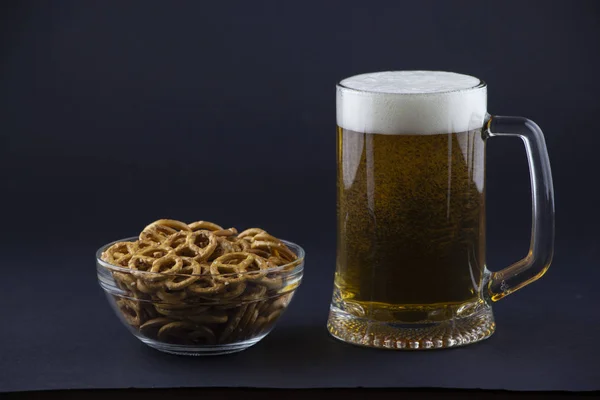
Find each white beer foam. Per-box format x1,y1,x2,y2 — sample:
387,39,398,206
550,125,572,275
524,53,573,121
337,71,487,135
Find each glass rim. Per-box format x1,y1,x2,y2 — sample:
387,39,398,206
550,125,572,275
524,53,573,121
336,70,487,96
96,236,305,278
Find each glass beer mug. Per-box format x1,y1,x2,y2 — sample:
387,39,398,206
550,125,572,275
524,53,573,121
328,71,555,349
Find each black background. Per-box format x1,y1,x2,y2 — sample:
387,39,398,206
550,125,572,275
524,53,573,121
1,0,599,393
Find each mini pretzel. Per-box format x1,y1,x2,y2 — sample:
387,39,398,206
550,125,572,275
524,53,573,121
134,240,155,251
128,255,155,277
116,299,143,326
155,288,188,303
266,255,301,272
242,256,268,282
266,256,286,266
188,221,223,232
234,238,251,251
253,232,282,243
148,218,191,231
246,248,271,259
139,226,176,244
164,231,190,249
187,277,225,298
105,242,132,259
164,259,203,290
219,281,247,300
129,246,173,276
173,245,198,258
102,241,137,264
247,232,297,261
207,236,238,261
251,240,296,262
186,230,217,261
157,321,197,343
136,245,172,259
237,228,266,239
142,219,190,235
140,221,189,244
136,277,164,293
257,271,284,290
148,255,183,280
212,227,238,237
140,317,172,337
283,259,303,271
113,271,137,291
274,246,297,262
209,252,254,284
112,253,133,268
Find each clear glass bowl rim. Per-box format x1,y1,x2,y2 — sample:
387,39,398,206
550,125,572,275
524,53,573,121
96,236,305,278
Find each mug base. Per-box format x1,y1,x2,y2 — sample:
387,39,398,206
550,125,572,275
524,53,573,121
327,301,495,350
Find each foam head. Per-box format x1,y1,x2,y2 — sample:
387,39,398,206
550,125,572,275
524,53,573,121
336,71,487,135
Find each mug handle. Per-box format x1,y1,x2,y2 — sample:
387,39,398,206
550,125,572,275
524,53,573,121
485,116,555,301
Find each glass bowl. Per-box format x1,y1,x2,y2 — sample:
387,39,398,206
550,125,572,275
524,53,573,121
96,237,304,356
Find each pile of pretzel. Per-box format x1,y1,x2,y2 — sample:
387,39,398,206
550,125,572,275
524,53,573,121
100,219,300,345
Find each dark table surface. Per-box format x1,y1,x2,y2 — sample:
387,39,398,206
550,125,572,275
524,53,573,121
1,237,598,393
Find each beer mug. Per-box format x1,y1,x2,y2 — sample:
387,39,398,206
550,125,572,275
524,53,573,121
328,71,554,349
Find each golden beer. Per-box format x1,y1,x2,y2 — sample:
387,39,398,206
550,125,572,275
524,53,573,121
335,128,485,319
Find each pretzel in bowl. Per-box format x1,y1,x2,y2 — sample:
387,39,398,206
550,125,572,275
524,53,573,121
101,219,300,346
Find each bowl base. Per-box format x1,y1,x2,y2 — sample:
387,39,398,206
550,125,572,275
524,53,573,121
140,335,266,356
